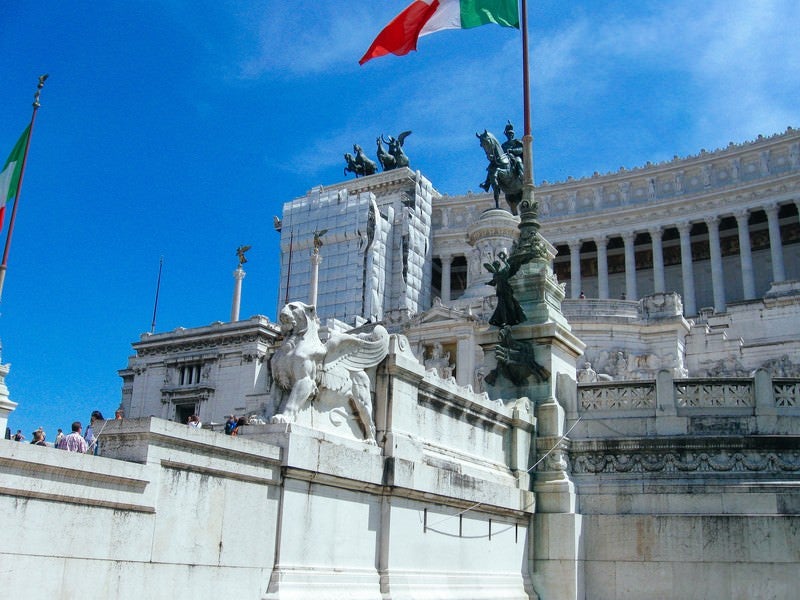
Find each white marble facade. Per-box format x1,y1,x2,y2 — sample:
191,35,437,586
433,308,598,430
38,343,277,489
4,129,799,600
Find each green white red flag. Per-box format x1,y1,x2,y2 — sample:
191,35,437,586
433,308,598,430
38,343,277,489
359,0,519,65
0,125,31,230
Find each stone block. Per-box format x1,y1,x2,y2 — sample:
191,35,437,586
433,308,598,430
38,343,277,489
582,560,616,600
613,560,672,599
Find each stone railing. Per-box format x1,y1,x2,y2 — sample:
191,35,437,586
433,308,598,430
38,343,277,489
578,380,656,412
564,369,800,437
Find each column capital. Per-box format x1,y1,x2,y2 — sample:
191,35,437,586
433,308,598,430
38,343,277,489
703,215,720,228
567,239,582,251
676,221,693,235
647,225,663,238
593,235,608,247
764,201,780,216
439,253,454,264
733,208,750,222
621,231,636,243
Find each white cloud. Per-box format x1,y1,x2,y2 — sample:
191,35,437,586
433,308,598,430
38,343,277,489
236,2,389,78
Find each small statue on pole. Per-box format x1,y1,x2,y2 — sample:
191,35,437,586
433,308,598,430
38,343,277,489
236,245,251,267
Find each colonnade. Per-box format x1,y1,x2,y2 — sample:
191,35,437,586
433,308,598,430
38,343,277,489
557,200,798,315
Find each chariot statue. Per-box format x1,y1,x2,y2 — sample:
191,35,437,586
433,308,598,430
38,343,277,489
376,131,411,171
344,144,378,177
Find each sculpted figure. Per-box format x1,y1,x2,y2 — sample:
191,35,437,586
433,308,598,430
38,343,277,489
236,244,251,266
270,301,390,442
501,121,524,162
477,128,524,214
485,251,526,327
344,144,378,177
376,131,412,171
484,326,550,387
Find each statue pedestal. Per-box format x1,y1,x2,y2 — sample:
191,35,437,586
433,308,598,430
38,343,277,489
0,361,15,435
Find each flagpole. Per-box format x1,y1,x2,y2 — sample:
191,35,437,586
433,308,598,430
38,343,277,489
0,74,48,302
514,0,542,261
521,0,532,145
150,256,164,334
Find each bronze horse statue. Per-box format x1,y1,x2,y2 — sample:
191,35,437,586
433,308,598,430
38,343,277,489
477,130,523,215
344,144,377,177
376,131,411,171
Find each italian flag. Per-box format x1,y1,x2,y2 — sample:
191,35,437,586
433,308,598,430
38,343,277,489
0,125,31,230
359,0,519,65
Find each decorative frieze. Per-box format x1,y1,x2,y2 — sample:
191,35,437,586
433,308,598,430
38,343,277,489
572,447,800,475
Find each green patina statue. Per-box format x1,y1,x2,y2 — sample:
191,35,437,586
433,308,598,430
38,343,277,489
484,326,550,387
477,123,524,215
344,144,378,178
485,251,526,327
376,131,412,171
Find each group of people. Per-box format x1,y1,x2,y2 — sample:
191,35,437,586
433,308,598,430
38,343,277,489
6,410,106,454
224,415,247,436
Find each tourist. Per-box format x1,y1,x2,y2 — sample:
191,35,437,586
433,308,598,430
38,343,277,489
13,430,25,442
84,410,104,455
579,290,586,299
187,414,202,428
54,429,64,448
115,408,124,420
59,422,89,453
224,415,237,435
231,416,247,436
30,429,47,446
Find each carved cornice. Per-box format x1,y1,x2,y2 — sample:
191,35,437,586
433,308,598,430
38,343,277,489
135,331,275,357
570,436,800,476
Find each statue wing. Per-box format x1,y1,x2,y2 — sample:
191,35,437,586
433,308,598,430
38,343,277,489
323,325,390,372
397,130,412,145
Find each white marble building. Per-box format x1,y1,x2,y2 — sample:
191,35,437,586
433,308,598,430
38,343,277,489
3,129,799,599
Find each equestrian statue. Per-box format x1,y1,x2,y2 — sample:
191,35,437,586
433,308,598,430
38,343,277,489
477,124,524,215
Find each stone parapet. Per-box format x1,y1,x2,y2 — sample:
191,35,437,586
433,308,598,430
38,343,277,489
571,369,800,438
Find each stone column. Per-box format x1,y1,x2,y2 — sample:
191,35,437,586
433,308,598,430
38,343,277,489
440,255,452,304
568,240,582,299
765,203,786,283
734,210,756,300
309,251,322,306
704,216,726,313
677,221,697,316
622,231,637,300
649,226,665,293
595,236,609,299
230,266,246,322
455,335,474,388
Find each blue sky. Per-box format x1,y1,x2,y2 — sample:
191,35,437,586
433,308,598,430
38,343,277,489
2,0,799,440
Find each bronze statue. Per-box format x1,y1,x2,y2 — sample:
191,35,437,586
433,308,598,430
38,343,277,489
477,128,524,215
501,121,524,162
484,326,550,387
312,229,328,254
484,251,526,327
376,131,411,171
344,144,378,178
236,245,251,267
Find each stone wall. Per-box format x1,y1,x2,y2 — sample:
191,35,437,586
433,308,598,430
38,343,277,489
1,339,537,600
